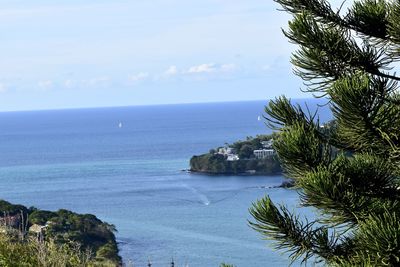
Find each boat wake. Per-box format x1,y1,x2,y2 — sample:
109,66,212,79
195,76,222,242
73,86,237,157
181,184,211,206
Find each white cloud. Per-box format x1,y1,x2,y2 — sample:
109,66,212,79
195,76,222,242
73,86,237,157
187,63,217,74
164,65,178,76
186,63,238,74
38,80,53,90
129,72,149,82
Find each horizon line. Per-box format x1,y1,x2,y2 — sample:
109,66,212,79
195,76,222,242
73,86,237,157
0,97,316,113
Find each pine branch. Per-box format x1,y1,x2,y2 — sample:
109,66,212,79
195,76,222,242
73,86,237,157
274,0,395,43
285,13,399,91
345,0,390,41
253,1,400,265
274,0,343,26
264,96,318,130
330,74,400,156
353,211,400,265
299,153,400,225
249,196,345,264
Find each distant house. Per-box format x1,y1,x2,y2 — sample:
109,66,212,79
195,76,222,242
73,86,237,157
261,139,274,149
227,147,236,154
29,223,49,241
227,154,240,161
254,149,275,159
29,224,47,234
217,147,226,154
218,146,240,161
218,147,236,155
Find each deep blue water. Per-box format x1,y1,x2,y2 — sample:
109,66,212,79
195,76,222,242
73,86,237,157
0,99,331,267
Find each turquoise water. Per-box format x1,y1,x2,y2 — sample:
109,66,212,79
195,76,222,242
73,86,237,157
0,100,331,266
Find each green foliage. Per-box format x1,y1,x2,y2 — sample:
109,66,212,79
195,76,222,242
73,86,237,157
190,153,227,173
190,135,282,174
330,74,400,156
29,210,57,225
238,144,254,159
0,200,28,216
273,120,329,179
0,234,95,267
44,210,120,263
249,0,400,266
249,197,339,264
0,200,120,265
96,242,120,262
231,134,278,152
346,0,389,39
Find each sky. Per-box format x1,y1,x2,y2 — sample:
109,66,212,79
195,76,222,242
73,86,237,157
0,0,345,111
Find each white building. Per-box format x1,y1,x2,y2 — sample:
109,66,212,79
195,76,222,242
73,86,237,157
254,149,275,159
217,146,239,161
261,139,274,149
29,224,47,234
218,147,236,155
227,154,240,161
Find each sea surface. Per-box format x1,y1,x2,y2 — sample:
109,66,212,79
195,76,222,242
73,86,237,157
0,99,331,267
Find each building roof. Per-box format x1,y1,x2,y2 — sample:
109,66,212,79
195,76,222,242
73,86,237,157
29,224,46,233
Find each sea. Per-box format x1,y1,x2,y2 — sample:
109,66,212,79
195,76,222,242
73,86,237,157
0,99,332,267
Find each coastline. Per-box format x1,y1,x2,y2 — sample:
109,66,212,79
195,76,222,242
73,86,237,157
186,169,282,176
0,199,121,265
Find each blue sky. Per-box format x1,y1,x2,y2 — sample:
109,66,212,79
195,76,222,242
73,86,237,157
0,0,344,111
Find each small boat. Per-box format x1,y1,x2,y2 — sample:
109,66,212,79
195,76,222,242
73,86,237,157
257,115,261,121
118,122,123,128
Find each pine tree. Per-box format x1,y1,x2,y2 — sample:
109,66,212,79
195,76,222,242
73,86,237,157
249,0,400,265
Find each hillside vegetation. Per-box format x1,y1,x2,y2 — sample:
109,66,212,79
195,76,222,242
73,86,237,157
190,134,282,175
0,199,120,266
